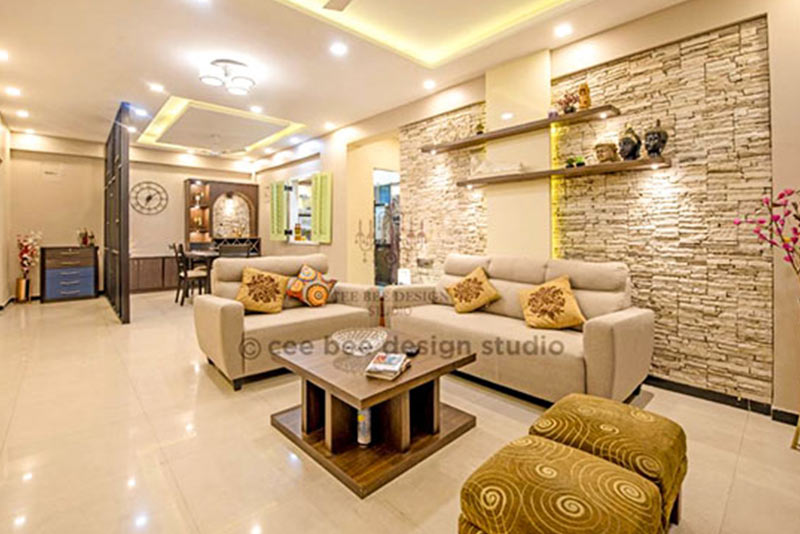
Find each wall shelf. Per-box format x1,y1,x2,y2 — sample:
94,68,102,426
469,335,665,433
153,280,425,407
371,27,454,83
456,157,671,187
421,105,620,154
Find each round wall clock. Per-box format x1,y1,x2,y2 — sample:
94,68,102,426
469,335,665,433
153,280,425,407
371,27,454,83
130,181,169,215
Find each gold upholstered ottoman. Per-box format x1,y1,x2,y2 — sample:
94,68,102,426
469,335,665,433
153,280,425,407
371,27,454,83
529,394,687,531
460,435,663,534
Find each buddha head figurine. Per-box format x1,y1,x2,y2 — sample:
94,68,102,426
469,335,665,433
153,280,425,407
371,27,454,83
645,119,669,157
619,125,642,161
594,143,620,163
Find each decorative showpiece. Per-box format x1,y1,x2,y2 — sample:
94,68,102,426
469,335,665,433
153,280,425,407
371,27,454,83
565,156,585,168
595,143,621,163
475,118,486,135
645,119,669,157
578,83,592,110
16,231,42,303
556,92,579,114
734,188,800,449
332,328,389,357
130,181,169,215
77,228,95,247
548,110,559,119
619,125,643,161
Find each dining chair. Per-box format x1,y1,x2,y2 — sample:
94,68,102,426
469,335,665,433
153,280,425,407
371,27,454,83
172,243,210,306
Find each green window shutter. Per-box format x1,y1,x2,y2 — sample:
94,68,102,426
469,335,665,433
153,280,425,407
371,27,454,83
269,180,287,241
311,172,332,244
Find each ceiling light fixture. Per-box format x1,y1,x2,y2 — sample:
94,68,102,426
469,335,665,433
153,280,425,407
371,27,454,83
133,107,148,117
148,82,165,93
501,112,514,121
423,79,436,91
250,105,263,114
5,87,21,97
554,23,573,38
0,50,8,61
24,128,34,135
126,126,137,134
290,136,302,144
16,110,29,118
329,42,348,57
324,122,336,131
199,59,256,96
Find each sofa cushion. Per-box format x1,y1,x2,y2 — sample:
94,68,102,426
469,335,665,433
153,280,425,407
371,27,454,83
460,435,662,534
545,259,631,319
390,304,585,402
483,279,531,320
446,267,500,313
235,268,289,314
444,254,491,277
486,255,547,284
520,276,586,330
244,303,372,347
214,254,329,283
287,264,337,307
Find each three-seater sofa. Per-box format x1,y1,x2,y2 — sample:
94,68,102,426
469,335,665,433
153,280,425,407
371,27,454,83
194,253,380,390
384,254,654,402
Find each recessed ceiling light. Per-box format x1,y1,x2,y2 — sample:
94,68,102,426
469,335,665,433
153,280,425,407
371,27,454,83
599,112,608,120
132,107,147,117
501,112,514,121
127,477,136,488
126,126,137,134
0,50,8,61
134,515,148,528
24,129,34,135
423,79,436,90
554,23,573,38
5,87,21,97
263,148,274,155
249,105,263,114
22,472,33,482
148,82,165,93
290,136,301,144
13,516,26,527
16,110,29,118
324,122,336,131
329,41,348,57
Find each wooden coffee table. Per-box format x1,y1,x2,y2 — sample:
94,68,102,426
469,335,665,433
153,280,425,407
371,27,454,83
270,331,476,498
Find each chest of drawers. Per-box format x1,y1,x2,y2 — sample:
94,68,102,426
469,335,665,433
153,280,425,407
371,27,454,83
40,246,98,302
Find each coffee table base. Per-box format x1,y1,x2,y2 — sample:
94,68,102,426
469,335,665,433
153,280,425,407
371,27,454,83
271,403,476,498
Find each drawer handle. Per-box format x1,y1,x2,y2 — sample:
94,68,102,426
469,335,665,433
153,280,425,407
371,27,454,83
60,270,81,276
60,280,81,286
59,261,81,266
60,290,81,295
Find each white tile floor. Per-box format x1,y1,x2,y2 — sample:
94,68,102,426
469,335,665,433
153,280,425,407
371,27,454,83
0,292,798,534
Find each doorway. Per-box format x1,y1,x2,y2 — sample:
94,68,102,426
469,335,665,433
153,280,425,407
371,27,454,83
374,168,400,286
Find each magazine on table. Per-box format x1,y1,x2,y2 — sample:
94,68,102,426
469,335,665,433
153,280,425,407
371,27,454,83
365,352,411,380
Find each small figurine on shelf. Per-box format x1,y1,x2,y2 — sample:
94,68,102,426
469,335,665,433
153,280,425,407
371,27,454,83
77,228,95,247
575,156,586,167
475,118,486,135
619,125,643,161
645,119,669,157
565,156,577,168
578,83,592,110
548,109,559,119
557,92,579,114
594,143,621,163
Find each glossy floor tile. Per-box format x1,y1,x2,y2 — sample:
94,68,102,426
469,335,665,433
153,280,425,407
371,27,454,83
0,292,798,533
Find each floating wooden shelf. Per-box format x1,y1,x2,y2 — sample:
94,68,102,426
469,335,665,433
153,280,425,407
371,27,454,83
456,157,671,187
421,105,620,154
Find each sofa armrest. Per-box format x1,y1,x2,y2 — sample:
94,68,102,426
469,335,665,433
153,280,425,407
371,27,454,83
194,295,245,380
332,283,381,326
383,284,436,328
583,307,654,400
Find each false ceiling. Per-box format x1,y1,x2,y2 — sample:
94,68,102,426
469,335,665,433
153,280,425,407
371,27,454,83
0,0,687,156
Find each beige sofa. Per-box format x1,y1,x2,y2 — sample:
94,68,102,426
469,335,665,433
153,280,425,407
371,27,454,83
194,254,380,390
384,254,653,402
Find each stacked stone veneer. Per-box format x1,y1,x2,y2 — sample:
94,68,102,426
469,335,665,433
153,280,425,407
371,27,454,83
398,104,488,283
551,18,773,402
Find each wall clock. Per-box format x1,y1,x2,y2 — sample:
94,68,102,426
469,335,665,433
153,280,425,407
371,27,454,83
130,181,169,215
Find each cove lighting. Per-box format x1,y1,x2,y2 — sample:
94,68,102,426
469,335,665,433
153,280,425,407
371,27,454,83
423,79,436,91
16,110,29,118
554,23,573,38
329,41,348,57
149,83,165,93
5,87,21,97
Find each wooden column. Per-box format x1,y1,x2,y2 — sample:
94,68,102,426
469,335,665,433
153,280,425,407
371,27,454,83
302,380,325,435
324,392,355,453
384,391,411,452
411,378,440,435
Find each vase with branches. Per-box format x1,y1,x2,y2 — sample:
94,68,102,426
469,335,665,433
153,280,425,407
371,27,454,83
15,231,42,303
735,188,800,449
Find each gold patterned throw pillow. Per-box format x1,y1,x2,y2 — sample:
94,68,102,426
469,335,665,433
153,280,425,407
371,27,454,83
446,267,500,313
519,275,586,329
235,267,289,314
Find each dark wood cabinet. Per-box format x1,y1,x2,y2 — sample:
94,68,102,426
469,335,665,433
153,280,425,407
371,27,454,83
40,246,99,303
130,256,178,293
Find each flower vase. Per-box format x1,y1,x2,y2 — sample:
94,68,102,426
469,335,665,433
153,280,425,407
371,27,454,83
15,277,30,303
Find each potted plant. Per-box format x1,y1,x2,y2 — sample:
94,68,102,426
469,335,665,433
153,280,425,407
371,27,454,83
16,231,42,303
735,188,800,449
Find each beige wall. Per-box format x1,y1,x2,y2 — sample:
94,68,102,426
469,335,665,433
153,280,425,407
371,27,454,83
550,0,800,414
484,50,552,258
0,117,10,305
346,137,399,285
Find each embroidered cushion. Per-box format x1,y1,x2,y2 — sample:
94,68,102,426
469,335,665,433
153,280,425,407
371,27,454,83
235,268,289,314
519,275,586,329
287,264,337,307
446,267,500,313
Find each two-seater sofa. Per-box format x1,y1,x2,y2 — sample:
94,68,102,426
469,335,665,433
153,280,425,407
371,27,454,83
384,254,654,402
194,253,380,390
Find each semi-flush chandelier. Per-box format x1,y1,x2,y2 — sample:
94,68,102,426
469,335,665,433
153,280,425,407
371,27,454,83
199,59,256,96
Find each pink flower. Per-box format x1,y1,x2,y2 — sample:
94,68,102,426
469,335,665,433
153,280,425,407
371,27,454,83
772,215,781,222
784,188,795,196
785,256,794,263
757,218,767,225
784,243,794,252
763,196,771,205
793,236,799,244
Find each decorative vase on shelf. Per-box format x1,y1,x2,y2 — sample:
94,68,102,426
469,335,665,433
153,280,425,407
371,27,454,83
578,83,592,110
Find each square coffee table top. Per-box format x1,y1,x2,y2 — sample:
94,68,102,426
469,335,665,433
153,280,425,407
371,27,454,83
271,330,476,409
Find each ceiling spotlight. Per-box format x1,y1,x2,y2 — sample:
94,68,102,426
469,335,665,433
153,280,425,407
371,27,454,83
423,79,436,90
250,105,263,114
132,107,148,117
290,136,302,145
24,128,34,135
16,110,29,118
329,41,349,57
148,82,165,93
13,516,26,527
501,112,514,121
5,87,21,97
126,126,137,134
324,122,336,131
599,112,608,120
554,23,573,38
0,50,8,61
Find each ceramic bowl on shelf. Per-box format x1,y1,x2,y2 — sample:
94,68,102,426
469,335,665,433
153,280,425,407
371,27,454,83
331,328,389,357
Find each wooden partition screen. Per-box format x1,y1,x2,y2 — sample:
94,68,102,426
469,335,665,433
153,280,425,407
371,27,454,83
103,104,131,323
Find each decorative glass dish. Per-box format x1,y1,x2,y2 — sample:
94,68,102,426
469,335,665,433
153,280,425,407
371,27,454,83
331,328,388,357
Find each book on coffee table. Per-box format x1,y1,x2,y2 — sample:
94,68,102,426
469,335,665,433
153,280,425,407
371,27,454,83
365,352,410,381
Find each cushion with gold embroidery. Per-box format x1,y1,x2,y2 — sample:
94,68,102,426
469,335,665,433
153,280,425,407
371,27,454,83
519,275,586,329
446,267,500,313
235,267,289,314
286,264,337,307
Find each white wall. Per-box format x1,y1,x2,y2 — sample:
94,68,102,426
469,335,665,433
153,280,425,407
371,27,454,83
0,117,10,306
